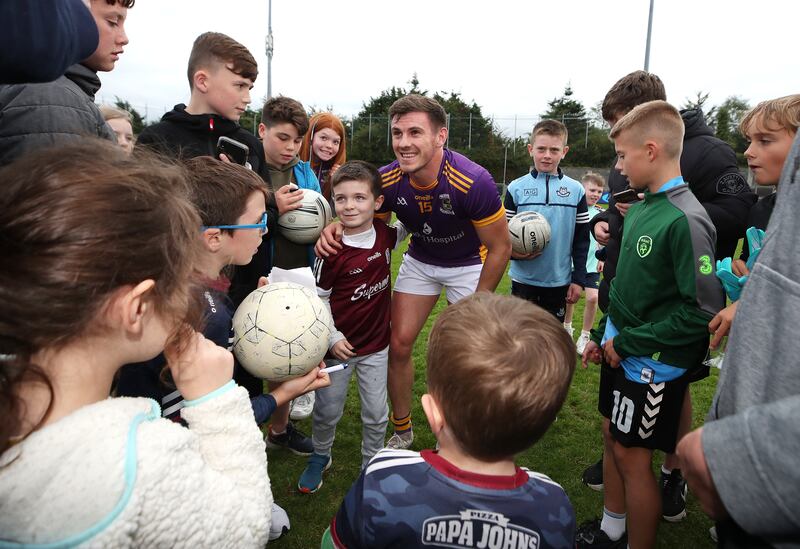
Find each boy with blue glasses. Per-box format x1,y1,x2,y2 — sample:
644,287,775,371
117,157,328,541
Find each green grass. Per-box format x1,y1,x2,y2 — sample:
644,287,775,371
266,238,717,548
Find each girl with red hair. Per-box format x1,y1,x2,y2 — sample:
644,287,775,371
299,112,347,203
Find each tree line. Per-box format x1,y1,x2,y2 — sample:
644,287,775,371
116,77,754,186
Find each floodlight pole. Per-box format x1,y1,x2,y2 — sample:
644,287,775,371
266,0,274,99
644,0,654,71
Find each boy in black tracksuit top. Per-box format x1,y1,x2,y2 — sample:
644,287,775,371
135,33,315,459
579,101,724,549
136,32,276,308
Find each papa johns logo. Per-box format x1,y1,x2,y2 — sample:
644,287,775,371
422,510,540,549
637,235,653,258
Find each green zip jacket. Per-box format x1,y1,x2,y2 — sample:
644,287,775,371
592,183,724,369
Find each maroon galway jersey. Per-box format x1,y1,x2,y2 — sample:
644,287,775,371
314,222,397,356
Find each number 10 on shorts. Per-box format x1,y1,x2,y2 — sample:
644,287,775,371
611,390,634,434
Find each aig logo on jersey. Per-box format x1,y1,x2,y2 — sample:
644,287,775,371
439,193,455,215
422,510,540,549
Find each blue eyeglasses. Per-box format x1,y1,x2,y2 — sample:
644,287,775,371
202,212,268,235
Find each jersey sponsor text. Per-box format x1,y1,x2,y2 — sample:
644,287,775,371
422,510,540,549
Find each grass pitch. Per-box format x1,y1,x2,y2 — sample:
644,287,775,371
265,237,717,549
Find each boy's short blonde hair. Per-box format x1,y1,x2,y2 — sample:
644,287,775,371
426,293,575,461
609,100,684,159
531,119,568,146
739,94,800,137
582,171,605,188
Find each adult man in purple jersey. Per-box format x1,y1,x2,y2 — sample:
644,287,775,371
317,94,511,449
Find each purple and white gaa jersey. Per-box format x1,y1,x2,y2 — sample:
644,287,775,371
379,149,504,268
330,449,575,549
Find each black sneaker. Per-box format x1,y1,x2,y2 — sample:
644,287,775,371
575,519,627,549
266,422,313,456
661,468,688,522
581,458,604,491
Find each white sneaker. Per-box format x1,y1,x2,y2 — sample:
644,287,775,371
269,502,291,540
564,323,574,338
576,332,591,355
289,392,315,421
386,430,414,450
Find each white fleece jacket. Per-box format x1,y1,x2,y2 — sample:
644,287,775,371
0,384,272,548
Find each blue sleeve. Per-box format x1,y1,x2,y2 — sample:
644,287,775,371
116,356,166,402
296,163,323,267
250,393,277,425
0,0,99,84
308,170,321,193
503,185,518,219
203,313,230,350
202,290,233,349
296,162,321,193
571,195,590,286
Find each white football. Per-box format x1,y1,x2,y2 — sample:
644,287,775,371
508,211,551,255
278,188,333,244
232,282,332,381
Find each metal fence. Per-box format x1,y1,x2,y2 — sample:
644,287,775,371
345,114,607,151
95,95,608,150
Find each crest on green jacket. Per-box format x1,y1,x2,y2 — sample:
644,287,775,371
637,235,653,258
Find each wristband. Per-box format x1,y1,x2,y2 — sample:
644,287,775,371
183,380,236,407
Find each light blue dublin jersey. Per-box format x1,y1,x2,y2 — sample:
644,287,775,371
504,169,589,287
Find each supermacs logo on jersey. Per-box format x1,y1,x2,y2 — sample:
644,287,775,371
351,274,390,302
422,509,540,549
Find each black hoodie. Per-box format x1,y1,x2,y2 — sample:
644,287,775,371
137,104,267,171
590,108,756,311
137,104,276,307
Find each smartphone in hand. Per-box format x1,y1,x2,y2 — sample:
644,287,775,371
216,136,249,165
612,188,641,204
